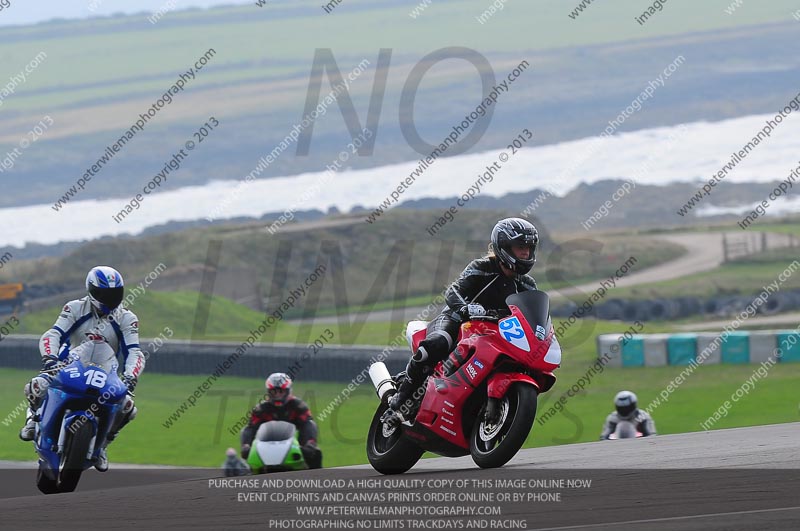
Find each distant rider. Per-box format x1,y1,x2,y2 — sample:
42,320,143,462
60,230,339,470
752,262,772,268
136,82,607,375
19,266,144,472
389,218,552,416
240,373,322,469
600,390,657,439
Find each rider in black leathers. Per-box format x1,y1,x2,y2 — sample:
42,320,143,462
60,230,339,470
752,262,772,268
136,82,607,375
389,218,540,415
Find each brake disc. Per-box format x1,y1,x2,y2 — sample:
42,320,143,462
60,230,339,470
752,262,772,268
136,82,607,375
479,398,509,442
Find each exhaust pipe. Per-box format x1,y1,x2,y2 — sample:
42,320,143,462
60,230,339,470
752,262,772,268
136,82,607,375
368,362,396,402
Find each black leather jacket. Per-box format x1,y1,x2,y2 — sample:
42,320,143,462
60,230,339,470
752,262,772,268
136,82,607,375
444,256,538,317
240,396,317,446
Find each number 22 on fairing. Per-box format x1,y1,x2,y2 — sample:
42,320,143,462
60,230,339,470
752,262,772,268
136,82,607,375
499,316,530,352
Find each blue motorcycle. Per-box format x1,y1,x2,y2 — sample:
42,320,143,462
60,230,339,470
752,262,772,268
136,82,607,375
33,344,128,494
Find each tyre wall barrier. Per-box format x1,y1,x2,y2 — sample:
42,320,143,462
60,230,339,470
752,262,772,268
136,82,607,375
597,330,800,366
553,288,800,322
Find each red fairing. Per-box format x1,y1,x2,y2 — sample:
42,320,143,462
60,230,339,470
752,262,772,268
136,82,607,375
406,311,559,450
486,372,540,399
409,325,427,353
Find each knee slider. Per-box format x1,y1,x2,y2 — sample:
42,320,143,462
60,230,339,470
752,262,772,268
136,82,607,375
412,346,429,363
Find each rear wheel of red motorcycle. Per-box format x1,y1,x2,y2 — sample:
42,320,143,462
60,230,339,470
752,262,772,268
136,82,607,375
470,383,538,469
367,404,424,475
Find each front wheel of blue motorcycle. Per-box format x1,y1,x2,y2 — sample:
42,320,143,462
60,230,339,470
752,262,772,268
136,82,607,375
58,417,93,493
36,464,59,495
469,383,538,469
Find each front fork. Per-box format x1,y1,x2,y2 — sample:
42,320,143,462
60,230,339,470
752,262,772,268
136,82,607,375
484,371,540,423
485,397,503,424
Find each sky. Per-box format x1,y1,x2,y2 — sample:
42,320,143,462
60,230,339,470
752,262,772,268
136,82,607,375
0,0,255,27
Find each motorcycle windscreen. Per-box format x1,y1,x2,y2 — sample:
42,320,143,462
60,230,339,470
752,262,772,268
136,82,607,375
505,291,550,333
55,359,127,402
503,290,550,340
54,360,92,394
255,421,296,442
497,291,561,368
610,420,642,439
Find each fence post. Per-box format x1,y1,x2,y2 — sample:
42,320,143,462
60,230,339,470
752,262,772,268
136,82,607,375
722,234,729,263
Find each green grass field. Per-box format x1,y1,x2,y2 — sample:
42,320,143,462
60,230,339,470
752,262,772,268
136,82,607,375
11,289,416,346
757,220,800,237
3,314,798,467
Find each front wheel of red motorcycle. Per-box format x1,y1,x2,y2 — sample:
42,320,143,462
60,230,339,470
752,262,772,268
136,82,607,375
469,383,538,469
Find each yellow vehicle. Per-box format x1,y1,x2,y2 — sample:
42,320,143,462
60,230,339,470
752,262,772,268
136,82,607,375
0,282,23,315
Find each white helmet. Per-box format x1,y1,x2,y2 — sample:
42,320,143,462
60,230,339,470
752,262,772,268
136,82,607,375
614,390,638,419
86,266,125,315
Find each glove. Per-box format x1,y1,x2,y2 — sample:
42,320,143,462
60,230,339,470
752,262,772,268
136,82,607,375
41,354,60,372
241,444,251,460
121,375,137,395
301,441,322,469
459,303,486,318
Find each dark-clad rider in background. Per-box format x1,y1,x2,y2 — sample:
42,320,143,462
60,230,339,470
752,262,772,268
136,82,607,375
240,373,322,469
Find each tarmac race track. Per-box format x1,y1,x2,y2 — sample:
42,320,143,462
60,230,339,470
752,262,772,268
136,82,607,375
1,422,798,531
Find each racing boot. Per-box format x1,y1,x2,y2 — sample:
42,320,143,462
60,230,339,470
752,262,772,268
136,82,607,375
94,447,109,472
19,408,37,442
388,358,427,420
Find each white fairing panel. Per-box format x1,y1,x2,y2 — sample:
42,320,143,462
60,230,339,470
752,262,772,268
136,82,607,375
405,321,428,349
544,337,562,365
256,439,293,466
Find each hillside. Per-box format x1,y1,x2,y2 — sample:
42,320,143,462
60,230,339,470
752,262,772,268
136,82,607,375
0,178,791,264
0,208,686,314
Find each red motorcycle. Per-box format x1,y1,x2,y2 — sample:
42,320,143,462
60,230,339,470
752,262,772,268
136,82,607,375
367,291,560,474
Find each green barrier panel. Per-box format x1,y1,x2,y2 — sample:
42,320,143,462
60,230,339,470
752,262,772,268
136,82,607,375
621,336,645,367
776,332,800,362
721,331,750,364
667,334,697,365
